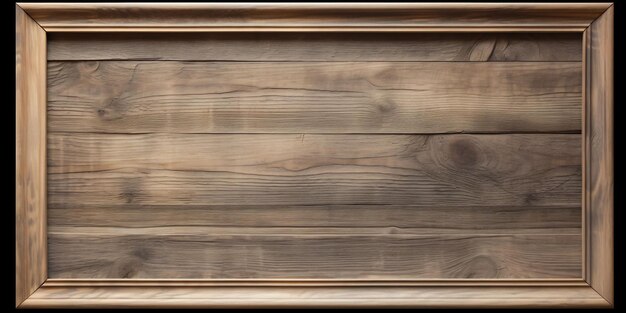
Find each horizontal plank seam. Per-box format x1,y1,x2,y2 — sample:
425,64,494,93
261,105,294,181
47,225,582,230
48,231,581,234
39,282,591,288
41,27,590,33
39,23,592,26
44,279,587,283
46,59,584,63
45,131,583,135
46,60,584,63
17,3,612,8
31,296,599,298
47,204,581,208
39,24,591,28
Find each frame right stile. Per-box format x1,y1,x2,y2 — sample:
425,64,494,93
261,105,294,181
584,4,614,306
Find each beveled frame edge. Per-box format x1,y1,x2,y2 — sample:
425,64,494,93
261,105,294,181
15,4,46,308
585,4,614,306
15,2,614,308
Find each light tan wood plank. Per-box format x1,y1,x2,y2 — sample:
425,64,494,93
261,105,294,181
47,33,582,61
48,204,581,235
21,3,609,29
47,232,581,279
48,134,581,207
588,5,614,305
23,285,610,308
47,61,582,134
15,4,47,307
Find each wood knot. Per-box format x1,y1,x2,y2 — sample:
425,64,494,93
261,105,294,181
524,193,539,205
133,247,152,260
449,138,480,167
108,256,143,278
118,258,142,278
97,97,126,121
462,256,499,278
78,61,100,73
377,100,396,113
96,105,122,121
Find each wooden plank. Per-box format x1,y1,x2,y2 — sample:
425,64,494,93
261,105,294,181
588,5,613,305
20,3,610,29
15,4,47,307
48,204,581,235
23,285,610,308
47,231,581,279
47,224,581,237
47,61,582,134
48,134,581,207
47,33,582,61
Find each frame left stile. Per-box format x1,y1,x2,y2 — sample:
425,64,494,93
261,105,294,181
16,4,46,308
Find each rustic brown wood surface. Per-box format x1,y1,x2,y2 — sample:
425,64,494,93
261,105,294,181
48,204,581,235
16,5,47,306
47,30,584,281
48,61,582,133
48,232,580,279
47,33,582,61
47,134,581,207
47,132,582,278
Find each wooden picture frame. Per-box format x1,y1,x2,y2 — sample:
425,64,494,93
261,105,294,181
16,3,613,308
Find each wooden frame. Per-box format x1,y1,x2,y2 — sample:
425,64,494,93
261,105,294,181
15,3,613,308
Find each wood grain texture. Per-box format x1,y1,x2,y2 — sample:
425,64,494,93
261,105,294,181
48,204,581,235
48,133,582,279
47,232,581,279
47,134,581,207
588,5,614,305
22,285,610,308
47,33,582,61
47,61,582,133
15,4,46,307
20,3,610,30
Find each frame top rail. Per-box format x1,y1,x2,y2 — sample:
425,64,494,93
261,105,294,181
18,2,611,31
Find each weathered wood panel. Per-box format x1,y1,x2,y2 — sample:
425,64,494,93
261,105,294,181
48,134,581,207
45,29,585,283
47,232,581,279
47,33,582,61
47,61,582,134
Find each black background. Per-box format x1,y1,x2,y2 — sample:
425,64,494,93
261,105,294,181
3,0,623,310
